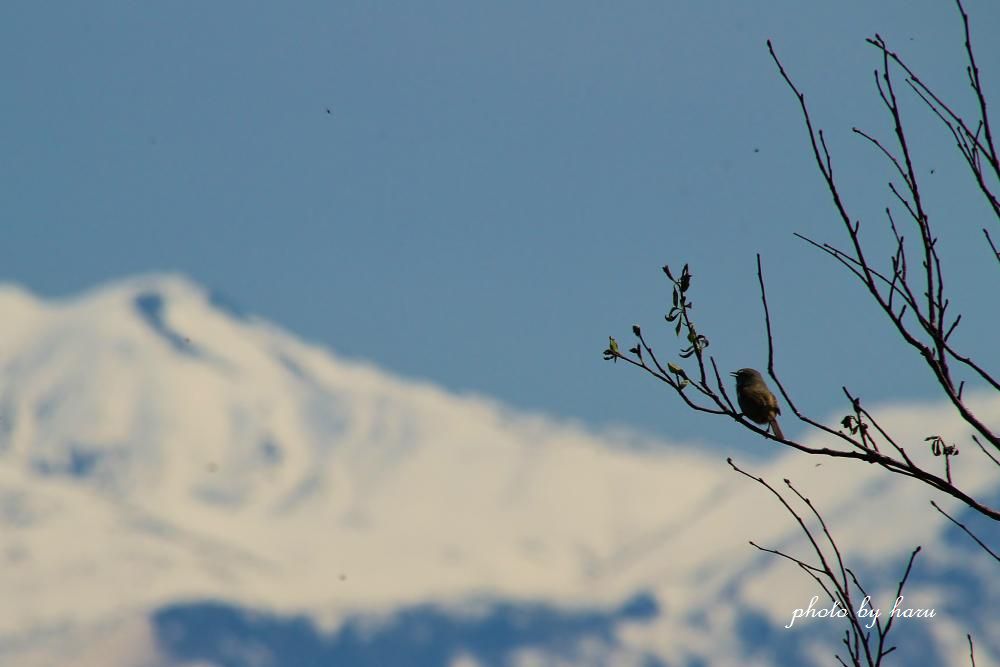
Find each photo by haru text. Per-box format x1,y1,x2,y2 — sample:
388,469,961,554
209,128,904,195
785,596,936,629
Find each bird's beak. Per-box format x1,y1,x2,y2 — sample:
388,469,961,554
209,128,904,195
730,371,738,377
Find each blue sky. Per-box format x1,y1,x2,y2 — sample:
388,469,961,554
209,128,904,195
3,1,998,446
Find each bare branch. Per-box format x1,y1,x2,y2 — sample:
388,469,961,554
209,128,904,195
985,229,1000,264
931,500,1000,563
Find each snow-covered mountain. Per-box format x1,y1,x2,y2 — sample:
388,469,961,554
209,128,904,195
0,275,996,667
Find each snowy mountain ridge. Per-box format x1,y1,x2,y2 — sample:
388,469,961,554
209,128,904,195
0,275,996,666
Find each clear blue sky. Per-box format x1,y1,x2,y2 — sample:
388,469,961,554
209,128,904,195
3,1,997,447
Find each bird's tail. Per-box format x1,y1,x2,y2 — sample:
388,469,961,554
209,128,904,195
770,418,784,440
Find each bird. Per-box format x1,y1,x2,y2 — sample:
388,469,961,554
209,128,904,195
731,368,784,439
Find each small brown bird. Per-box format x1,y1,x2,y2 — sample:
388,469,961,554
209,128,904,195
732,368,784,439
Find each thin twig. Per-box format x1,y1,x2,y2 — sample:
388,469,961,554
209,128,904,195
930,500,1000,563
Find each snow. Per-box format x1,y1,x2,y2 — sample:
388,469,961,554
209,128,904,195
0,275,996,666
